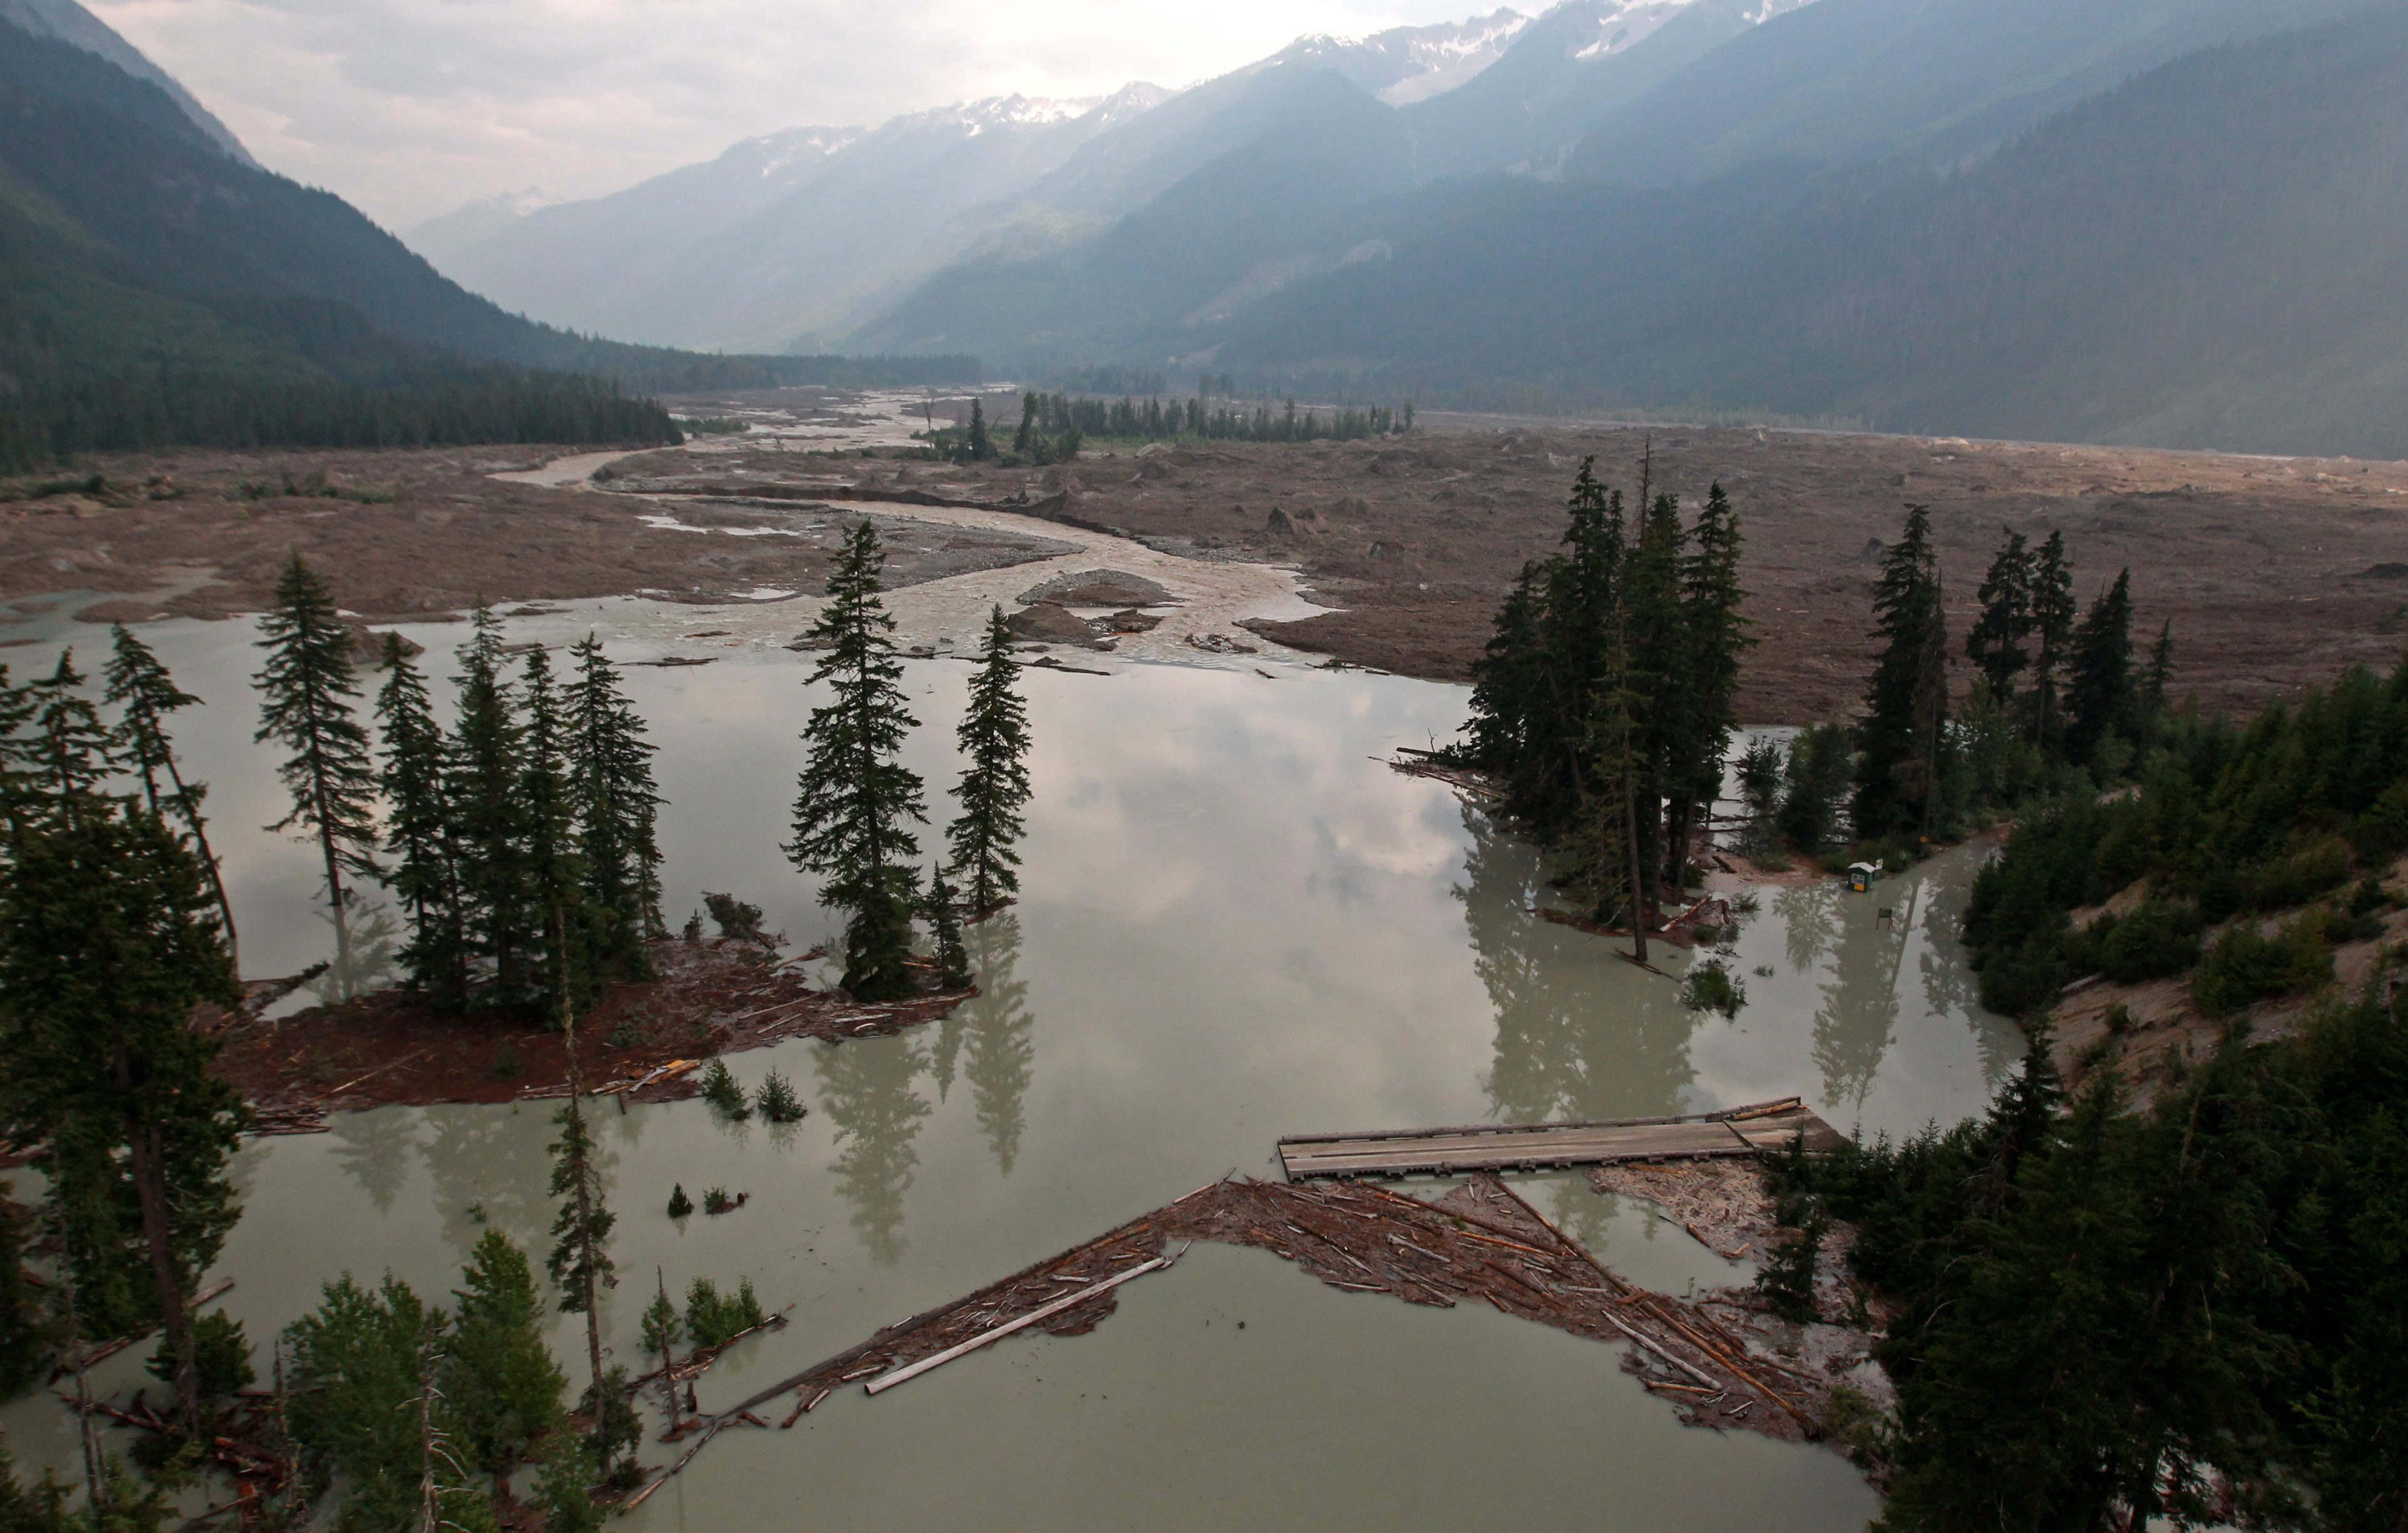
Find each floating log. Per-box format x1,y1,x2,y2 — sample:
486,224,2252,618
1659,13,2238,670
1275,1098,1839,1180
863,1255,1174,1396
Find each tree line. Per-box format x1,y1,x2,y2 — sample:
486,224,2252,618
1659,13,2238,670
1459,454,1750,958
0,365,684,475
1013,392,1410,449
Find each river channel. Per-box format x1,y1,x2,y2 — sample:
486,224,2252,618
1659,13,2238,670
0,596,2019,1530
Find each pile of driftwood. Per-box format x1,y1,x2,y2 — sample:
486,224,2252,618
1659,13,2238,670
1386,749,1501,801
685,1174,1836,1465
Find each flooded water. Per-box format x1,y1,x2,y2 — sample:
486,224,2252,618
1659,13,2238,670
0,604,2018,1530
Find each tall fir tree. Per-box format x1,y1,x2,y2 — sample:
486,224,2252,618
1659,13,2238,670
1520,462,1625,832
104,625,237,964
567,634,662,978
254,552,380,988
0,793,245,1430
2027,530,2077,756
375,637,467,1009
965,398,993,461
1661,482,1751,893
1854,505,1950,840
926,866,972,989
2142,619,2177,724
29,651,119,817
544,1013,612,1445
2062,569,2138,769
1622,485,1686,912
519,651,593,1016
1012,392,1036,455
946,605,1032,911
449,608,537,1009
788,522,928,1001
0,663,37,849
1464,561,1545,774
1965,528,2035,704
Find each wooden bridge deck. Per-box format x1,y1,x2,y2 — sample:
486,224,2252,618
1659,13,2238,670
1277,1097,1843,1181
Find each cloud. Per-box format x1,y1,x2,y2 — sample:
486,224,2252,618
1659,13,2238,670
88,0,1483,228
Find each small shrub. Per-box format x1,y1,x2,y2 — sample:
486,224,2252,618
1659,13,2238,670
701,1187,736,1216
684,1276,766,1348
1755,1213,1825,1323
2244,839,2352,913
755,1071,806,1123
701,1060,749,1118
1682,959,1746,1017
2192,914,2334,1016
2098,899,2203,983
146,1311,253,1397
2349,874,2392,917
489,1042,524,1080
2102,1003,2135,1035
606,1019,641,1050
681,910,704,943
702,892,766,942
667,1184,694,1218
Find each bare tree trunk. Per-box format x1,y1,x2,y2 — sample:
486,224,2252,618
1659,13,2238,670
62,1271,107,1511
164,755,238,973
127,1115,199,1429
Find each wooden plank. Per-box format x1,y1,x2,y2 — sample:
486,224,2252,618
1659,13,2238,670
1276,1097,1800,1150
1278,1104,1839,1181
861,1257,1171,1396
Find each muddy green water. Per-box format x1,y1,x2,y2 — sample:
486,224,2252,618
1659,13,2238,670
0,604,2018,1530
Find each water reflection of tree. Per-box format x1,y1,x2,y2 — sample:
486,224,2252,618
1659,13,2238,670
305,899,400,1007
418,1103,569,1265
1808,881,1913,1112
1455,807,1697,1130
814,1038,931,1265
1775,884,1841,974
330,1107,422,1215
961,916,1035,1177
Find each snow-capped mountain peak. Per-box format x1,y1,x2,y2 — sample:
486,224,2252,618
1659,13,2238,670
1270,8,1534,106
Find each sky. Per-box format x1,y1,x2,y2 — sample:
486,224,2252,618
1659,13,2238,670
87,0,1490,231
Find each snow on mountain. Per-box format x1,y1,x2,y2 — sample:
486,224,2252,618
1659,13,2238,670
1273,8,1534,105
1569,0,1695,61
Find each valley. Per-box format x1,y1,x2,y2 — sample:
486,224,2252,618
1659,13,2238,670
16,391,2405,724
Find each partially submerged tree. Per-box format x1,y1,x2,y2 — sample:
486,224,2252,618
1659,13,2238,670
1853,505,1950,840
946,605,1031,911
442,1228,565,1484
253,552,379,988
788,522,927,1001
449,608,537,1009
375,637,467,1009
104,624,237,963
0,789,245,1431
567,634,662,978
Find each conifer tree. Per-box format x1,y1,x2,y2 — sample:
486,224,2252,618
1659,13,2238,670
449,608,536,1008
0,1198,38,1396
567,635,662,977
254,552,380,986
2063,569,2138,769
946,605,1031,911
375,638,467,1009
1464,562,1545,774
0,664,38,849
29,652,119,816
2142,619,2176,724
104,625,237,963
440,1228,565,1484
1564,637,1645,954
1520,463,1624,832
0,795,244,1430
544,1014,612,1443
1966,528,2035,704
2027,530,2076,756
1012,393,1036,456
966,398,992,461
926,867,971,989
1661,482,1750,892
520,652,592,1014
1854,505,1950,840
788,522,927,1001
1622,487,1686,910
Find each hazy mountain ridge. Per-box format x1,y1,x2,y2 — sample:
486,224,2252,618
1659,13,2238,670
0,0,255,166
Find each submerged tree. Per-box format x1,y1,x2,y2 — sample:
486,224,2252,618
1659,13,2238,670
254,552,379,986
1662,482,1751,891
946,605,1031,911
519,652,592,1016
441,1228,565,1484
0,794,245,1430
926,867,971,989
104,624,237,963
544,1006,613,1448
788,522,927,1001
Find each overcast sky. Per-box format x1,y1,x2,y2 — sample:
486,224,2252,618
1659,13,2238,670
88,0,1484,230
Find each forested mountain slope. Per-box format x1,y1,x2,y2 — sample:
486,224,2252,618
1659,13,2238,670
0,0,254,164
0,21,973,466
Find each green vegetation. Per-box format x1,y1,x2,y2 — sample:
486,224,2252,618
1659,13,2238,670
946,605,1032,911
1004,392,1408,453
665,1184,694,1219
1776,996,2407,1531
699,1060,748,1118
787,523,927,1001
1460,458,1751,949
682,1278,766,1350
754,1071,805,1124
670,417,749,434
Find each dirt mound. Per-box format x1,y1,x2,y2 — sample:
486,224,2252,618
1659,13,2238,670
1004,600,1107,647
1016,568,1171,607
